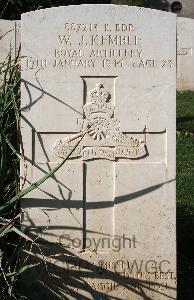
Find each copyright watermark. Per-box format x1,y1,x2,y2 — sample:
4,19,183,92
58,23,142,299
59,234,137,252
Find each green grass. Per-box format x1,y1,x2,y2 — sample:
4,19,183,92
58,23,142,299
177,91,194,133
176,91,194,299
0,54,20,214
0,51,87,299
0,53,21,299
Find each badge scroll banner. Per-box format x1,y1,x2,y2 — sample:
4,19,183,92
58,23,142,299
53,144,147,161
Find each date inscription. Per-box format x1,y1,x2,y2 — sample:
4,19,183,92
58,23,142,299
24,22,174,70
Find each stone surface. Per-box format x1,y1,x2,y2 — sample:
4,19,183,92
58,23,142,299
0,19,20,60
0,20,14,63
21,5,176,299
169,0,194,18
145,0,194,18
177,17,194,90
0,20,20,84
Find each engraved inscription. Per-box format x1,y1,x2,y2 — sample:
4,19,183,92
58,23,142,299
83,147,115,161
24,22,175,70
177,47,192,56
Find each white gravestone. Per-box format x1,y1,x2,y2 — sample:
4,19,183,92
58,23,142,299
177,17,194,90
0,20,20,85
169,0,194,18
0,20,20,62
21,5,176,299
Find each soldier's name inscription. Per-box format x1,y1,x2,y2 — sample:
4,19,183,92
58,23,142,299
24,22,174,70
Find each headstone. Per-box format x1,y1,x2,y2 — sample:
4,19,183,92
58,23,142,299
169,0,194,18
0,20,14,62
0,20,20,61
145,0,194,18
177,17,194,90
0,20,20,84
15,20,21,54
21,5,176,299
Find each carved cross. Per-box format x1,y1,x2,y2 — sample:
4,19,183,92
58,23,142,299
52,82,148,250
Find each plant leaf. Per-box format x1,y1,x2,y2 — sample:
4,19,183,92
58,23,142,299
11,227,33,242
0,129,87,212
6,263,39,278
0,214,20,237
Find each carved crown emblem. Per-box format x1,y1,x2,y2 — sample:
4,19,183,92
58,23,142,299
83,83,114,118
89,83,111,103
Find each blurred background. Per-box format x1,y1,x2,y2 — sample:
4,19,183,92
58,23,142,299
0,0,194,20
